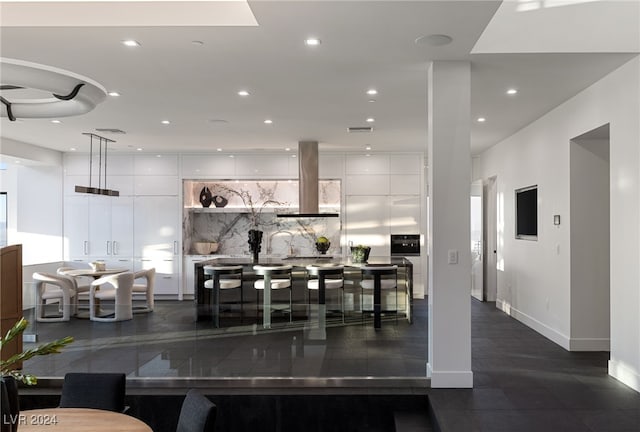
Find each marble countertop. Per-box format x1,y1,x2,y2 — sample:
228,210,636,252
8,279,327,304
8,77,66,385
191,255,413,267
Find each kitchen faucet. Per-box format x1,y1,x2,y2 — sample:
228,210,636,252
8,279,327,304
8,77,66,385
267,230,294,256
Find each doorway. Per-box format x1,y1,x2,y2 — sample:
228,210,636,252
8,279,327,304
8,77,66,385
569,124,610,351
483,177,497,302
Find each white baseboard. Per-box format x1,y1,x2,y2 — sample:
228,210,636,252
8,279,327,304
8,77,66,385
496,299,570,350
609,359,640,393
569,337,610,351
427,363,473,388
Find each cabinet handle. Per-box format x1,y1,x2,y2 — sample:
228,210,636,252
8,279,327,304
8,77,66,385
173,241,178,255
107,241,111,255
83,241,89,255
113,241,118,255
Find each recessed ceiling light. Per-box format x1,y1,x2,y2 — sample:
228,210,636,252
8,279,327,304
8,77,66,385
285,147,291,152
108,91,120,97
14,160,20,164
366,89,378,96
291,154,297,158
365,154,371,157
156,155,162,158
137,148,143,151
192,40,204,46
477,117,486,123
368,99,376,103
366,118,375,123
264,119,273,124
161,120,170,125
229,155,234,158
51,120,61,124
237,90,250,97
305,38,321,46
365,145,372,150
122,40,140,47
217,148,222,152
70,147,76,151
506,88,518,95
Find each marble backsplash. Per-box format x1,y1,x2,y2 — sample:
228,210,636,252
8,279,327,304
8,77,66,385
183,179,342,257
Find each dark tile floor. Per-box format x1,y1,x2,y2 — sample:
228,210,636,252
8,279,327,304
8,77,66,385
23,297,427,378
23,297,640,432
428,299,640,432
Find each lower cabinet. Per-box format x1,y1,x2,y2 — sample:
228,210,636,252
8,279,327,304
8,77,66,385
135,258,179,297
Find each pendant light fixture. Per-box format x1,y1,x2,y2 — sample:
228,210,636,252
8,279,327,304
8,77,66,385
74,132,119,196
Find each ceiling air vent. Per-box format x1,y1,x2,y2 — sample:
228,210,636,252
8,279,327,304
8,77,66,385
95,128,126,134
347,126,373,133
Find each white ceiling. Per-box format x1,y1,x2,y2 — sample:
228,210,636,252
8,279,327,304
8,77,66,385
0,1,638,158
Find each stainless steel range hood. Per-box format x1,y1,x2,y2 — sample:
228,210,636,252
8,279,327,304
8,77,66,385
277,141,338,218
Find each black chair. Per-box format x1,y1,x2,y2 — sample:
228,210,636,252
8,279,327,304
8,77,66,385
176,389,217,432
59,372,126,412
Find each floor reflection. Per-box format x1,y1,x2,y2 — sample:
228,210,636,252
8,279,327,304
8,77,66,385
23,299,428,378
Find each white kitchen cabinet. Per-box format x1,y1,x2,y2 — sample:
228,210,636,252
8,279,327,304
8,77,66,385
182,155,236,177
134,176,179,196
388,195,420,234
345,195,389,257
183,255,210,297
63,195,134,260
134,154,179,176
134,196,180,258
135,257,179,297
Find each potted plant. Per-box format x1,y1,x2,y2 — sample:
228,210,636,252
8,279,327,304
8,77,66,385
350,245,371,263
1,318,73,432
315,236,331,255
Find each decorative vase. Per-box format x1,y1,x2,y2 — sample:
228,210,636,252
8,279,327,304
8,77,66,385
350,246,371,263
213,195,228,208
315,241,330,255
199,187,213,208
248,229,263,264
1,376,19,432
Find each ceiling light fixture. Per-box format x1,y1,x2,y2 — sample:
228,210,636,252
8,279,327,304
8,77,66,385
237,90,250,97
366,89,378,96
70,148,76,151
305,38,321,46
51,120,61,124
477,117,486,123
122,40,140,47
366,118,375,123
285,147,291,152
137,148,143,151
217,148,222,152
108,91,120,97
365,145,372,150
75,132,119,196
507,88,518,95
161,120,170,125
0,58,107,122
264,119,273,124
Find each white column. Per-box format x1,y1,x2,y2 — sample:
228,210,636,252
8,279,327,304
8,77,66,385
427,61,473,388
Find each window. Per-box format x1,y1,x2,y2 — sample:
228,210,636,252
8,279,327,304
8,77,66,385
515,186,537,240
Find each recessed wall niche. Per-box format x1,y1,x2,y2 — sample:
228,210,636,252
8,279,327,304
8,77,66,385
183,179,341,256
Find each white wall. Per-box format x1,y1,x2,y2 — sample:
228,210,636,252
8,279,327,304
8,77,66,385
474,57,640,392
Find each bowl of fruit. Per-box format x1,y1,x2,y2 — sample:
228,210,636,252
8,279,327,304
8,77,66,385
315,236,331,254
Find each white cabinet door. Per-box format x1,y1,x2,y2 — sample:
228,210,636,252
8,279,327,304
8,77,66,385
136,257,179,296
88,195,111,256
134,196,180,258
388,195,420,234
111,196,134,258
64,196,89,259
345,195,389,257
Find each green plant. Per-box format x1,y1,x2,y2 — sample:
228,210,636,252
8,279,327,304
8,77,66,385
0,317,73,385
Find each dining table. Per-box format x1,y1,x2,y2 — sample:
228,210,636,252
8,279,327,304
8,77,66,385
17,408,152,432
59,267,129,318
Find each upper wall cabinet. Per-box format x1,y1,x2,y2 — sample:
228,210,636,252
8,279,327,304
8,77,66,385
134,176,179,196
182,155,236,177
319,154,344,178
134,154,178,176
234,155,290,177
346,154,389,175
64,153,134,176
389,155,421,175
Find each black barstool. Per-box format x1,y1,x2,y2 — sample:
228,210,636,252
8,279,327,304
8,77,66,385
203,265,243,327
360,265,398,329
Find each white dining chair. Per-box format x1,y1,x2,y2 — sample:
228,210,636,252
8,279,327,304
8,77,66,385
132,267,155,313
90,272,135,322
33,272,77,322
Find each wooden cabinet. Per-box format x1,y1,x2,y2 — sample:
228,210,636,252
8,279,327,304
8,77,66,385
0,245,22,366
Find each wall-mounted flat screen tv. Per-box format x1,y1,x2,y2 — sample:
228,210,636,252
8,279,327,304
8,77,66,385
515,185,537,240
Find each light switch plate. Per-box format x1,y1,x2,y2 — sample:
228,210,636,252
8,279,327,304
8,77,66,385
448,249,458,264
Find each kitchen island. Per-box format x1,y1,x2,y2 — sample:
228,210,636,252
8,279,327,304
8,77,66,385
193,256,413,329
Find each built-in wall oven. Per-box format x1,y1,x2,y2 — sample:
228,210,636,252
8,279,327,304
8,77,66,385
390,234,420,256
